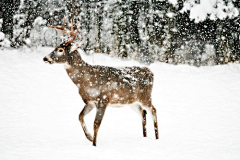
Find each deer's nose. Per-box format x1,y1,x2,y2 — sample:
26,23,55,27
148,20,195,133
43,57,48,62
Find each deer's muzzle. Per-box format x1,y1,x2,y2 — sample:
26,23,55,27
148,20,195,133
43,56,53,64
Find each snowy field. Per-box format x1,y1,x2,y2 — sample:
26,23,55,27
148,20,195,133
1,48,240,160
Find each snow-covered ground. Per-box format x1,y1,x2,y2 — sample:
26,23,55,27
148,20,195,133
1,48,240,160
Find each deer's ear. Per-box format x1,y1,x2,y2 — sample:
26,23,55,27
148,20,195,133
70,41,83,53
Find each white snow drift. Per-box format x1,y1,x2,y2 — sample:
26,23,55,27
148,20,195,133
0,48,240,160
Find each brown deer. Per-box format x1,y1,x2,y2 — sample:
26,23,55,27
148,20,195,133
43,19,158,146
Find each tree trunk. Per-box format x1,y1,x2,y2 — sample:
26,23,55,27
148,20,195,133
130,1,141,46
1,0,20,39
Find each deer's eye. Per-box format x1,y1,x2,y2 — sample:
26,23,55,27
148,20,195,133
57,48,65,56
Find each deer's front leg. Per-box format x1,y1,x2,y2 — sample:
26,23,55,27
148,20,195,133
79,104,94,142
93,101,106,146
131,105,147,137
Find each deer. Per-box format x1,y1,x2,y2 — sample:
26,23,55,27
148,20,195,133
43,18,159,146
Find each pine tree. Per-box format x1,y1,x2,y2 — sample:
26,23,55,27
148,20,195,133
1,0,20,40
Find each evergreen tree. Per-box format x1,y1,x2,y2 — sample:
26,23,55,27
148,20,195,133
1,0,20,40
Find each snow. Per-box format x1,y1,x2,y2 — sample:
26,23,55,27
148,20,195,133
33,17,47,26
0,32,4,40
181,0,239,22
168,0,178,5
1,48,240,160
0,38,11,48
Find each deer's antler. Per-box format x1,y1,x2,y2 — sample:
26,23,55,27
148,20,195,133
48,18,79,46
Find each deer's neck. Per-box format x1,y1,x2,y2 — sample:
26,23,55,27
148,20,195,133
64,50,89,84
64,50,86,69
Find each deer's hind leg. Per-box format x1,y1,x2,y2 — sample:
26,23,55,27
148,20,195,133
149,105,159,139
79,103,94,142
151,105,159,139
131,104,147,137
143,103,159,139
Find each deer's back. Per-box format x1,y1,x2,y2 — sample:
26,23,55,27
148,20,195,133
69,64,154,106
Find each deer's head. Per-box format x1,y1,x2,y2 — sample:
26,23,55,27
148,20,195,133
43,18,81,64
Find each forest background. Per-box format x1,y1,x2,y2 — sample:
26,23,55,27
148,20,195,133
0,0,239,66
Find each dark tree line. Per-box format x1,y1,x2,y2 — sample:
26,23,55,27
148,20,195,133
0,0,20,39
0,0,239,66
